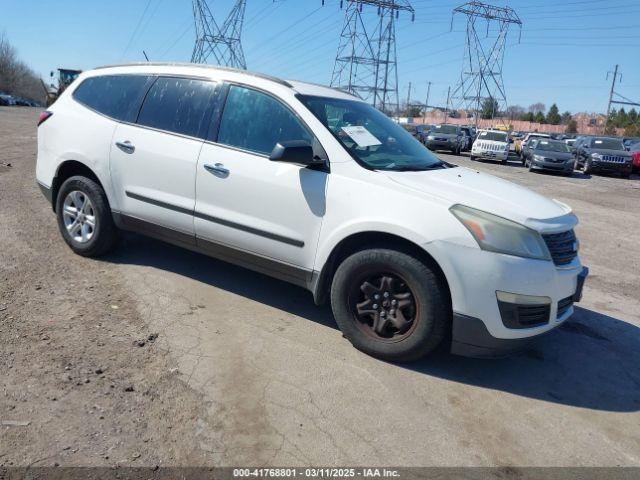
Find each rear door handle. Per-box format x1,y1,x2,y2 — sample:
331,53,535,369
204,163,229,176
116,141,135,154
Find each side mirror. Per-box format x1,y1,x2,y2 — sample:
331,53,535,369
269,140,321,166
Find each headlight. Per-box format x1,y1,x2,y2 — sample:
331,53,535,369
533,154,545,161
450,205,551,261
591,153,602,159
427,135,435,140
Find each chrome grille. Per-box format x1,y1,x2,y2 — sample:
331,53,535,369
601,155,626,163
543,230,578,266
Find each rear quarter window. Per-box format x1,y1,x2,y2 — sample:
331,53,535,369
136,77,218,139
72,75,151,122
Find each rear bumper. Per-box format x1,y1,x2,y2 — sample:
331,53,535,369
37,181,53,206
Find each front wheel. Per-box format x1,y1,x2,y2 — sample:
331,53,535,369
56,176,118,257
330,249,450,362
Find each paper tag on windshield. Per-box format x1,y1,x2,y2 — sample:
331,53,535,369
341,126,382,147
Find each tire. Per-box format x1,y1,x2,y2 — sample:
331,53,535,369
330,249,449,362
583,159,592,175
56,175,118,257
453,146,461,156
470,155,477,161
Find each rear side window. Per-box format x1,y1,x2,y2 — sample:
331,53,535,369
72,75,151,122
136,77,217,139
217,85,312,155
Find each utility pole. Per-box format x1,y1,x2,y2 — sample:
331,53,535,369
605,64,620,134
406,82,412,115
330,0,415,113
443,86,451,123
423,81,432,124
192,0,248,69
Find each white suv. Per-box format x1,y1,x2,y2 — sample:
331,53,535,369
36,63,588,361
471,130,510,164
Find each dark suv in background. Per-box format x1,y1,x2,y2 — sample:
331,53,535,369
574,137,633,178
424,124,463,155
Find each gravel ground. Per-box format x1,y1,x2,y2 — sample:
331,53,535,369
1,107,639,468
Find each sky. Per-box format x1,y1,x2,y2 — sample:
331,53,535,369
2,0,639,114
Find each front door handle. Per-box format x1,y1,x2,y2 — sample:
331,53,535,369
116,141,135,154
204,163,230,177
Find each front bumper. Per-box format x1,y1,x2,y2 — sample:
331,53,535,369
426,140,457,150
425,239,588,357
451,267,588,357
472,149,508,161
591,160,632,174
530,158,574,173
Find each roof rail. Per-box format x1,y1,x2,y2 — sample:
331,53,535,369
93,62,293,88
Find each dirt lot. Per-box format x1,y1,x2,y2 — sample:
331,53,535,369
1,107,639,468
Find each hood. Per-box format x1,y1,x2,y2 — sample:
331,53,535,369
532,150,573,161
386,167,576,231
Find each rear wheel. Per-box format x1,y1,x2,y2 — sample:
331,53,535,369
470,155,477,161
56,176,118,257
330,249,449,362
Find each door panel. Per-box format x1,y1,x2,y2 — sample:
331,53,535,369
195,143,327,270
194,84,327,271
110,124,203,234
109,76,220,235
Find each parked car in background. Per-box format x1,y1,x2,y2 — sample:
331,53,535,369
523,139,574,175
565,138,576,149
459,126,473,151
516,132,550,158
629,142,640,173
470,130,510,164
35,63,588,360
574,137,633,178
0,94,17,106
415,124,433,144
424,124,464,154
623,137,640,150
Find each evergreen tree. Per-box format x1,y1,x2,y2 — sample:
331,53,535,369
546,103,561,125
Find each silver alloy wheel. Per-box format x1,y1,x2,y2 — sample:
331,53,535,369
62,190,96,244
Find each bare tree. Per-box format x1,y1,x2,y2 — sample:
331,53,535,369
505,105,525,122
528,102,546,114
0,32,45,103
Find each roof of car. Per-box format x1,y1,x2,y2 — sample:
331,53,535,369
91,62,359,101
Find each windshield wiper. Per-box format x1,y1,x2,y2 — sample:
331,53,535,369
390,163,447,172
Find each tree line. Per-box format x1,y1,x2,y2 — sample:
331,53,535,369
0,33,45,103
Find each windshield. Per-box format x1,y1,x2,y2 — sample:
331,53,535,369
477,131,507,142
298,95,445,171
591,138,625,150
433,125,458,135
535,140,571,153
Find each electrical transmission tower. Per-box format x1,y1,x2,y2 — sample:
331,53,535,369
604,64,640,133
450,1,521,124
192,0,247,70
328,0,415,114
